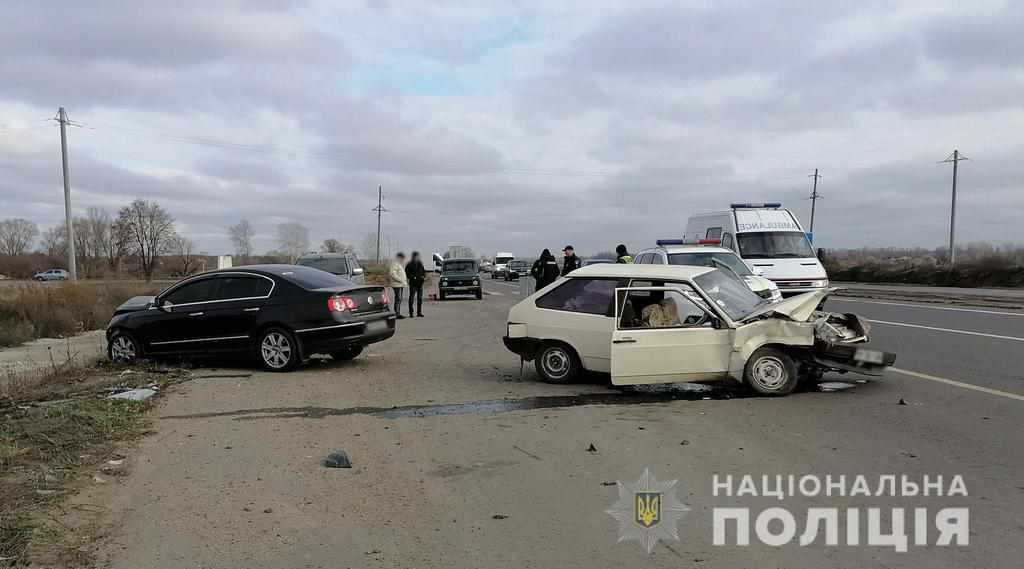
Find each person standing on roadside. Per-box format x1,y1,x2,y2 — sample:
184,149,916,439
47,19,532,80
405,251,426,318
561,245,581,276
531,248,560,291
615,244,633,264
388,252,408,319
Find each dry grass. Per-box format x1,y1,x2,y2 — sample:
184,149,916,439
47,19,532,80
0,356,190,566
824,243,1024,287
0,282,160,348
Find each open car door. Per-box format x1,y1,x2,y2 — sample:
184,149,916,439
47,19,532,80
611,286,733,386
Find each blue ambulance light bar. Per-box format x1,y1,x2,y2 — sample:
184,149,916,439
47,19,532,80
731,202,782,209
656,239,685,246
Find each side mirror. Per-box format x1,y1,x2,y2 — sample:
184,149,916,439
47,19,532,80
753,267,765,276
816,248,826,262
352,267,364,276
158,299,174,313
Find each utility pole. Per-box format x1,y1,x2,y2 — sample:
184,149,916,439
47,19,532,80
58,107,78,281
371,185,388,263
940,150,969,265
808,168,822,238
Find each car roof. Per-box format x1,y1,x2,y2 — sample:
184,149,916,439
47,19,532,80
297,252,349,259
567,263,714,280
444,257,476,262
645,245,734,254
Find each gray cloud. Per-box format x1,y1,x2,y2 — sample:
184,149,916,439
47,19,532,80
1,0,1022,260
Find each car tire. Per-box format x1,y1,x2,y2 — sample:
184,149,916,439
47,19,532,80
534,342,580,384
475,289,483,300
107,330,142,363
331,345,363,361
256,327,300,372
743,346,798,396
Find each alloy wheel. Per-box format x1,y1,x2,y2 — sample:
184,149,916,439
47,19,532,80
110,335,137,361
261,331,293,369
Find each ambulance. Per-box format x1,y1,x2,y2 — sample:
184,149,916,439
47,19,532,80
684,203,828,296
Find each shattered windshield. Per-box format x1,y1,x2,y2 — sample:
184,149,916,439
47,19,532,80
693,269,765,320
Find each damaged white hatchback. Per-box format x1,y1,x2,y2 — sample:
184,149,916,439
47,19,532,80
503,264,895,395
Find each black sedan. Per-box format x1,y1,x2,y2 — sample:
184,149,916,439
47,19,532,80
105,265,396,371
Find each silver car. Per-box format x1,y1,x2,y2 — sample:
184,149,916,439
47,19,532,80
33,269,69,281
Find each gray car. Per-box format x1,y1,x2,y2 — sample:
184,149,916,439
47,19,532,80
33,269,69,281
295,253,364,283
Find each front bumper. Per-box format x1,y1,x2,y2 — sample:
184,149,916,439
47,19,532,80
440,285,481,294
812,344,897,376
298,314,396,355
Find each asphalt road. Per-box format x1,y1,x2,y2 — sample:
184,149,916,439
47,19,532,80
81,278,1021,569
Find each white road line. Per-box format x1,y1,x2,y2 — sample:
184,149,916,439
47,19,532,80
865,319,1024,342
487,291,504,296
834,298,1024,317
890,367,1024,402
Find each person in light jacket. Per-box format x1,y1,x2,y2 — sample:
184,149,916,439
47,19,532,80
389,252,408,319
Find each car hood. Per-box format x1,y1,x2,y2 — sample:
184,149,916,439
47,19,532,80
114,295,156,315
767,288,833,321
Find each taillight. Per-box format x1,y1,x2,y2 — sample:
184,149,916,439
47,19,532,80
328,295,357,312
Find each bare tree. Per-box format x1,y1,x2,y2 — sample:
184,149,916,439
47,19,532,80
104,218,131,274
117,200,176,281
170,234,198,276
83,207,113,274
40,225,67,258
228,219,254,262
321,238,355,254
0,218,39,256
275,222,310,263
72,214,94,276
359,231,394,261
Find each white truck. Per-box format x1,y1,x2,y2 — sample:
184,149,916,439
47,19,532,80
492,252,515,280
684,203,828,296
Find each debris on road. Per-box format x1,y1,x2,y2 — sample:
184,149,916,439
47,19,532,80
600,481,616,486
492,514,509,520
323,450,353,468
898,397,908,405
586,443,598,453
107,388,158,402
819,381,856,392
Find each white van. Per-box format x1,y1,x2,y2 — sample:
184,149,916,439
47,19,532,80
492,251,515,280
684,203,828,296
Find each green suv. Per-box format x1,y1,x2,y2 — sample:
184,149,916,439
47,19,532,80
439,258,482,300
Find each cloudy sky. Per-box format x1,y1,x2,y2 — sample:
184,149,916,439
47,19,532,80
2,0,1022,258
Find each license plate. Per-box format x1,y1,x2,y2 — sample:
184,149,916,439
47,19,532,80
854,348,885,364
366,320,387,333
448,286,468,291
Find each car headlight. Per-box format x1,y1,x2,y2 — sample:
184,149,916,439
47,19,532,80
811,279,829,288
473,278,479,284
441,278,447,284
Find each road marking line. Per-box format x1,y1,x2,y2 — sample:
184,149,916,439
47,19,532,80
487,291,504,296
865,319,1024,342
890,367,1024,401
835,298,1024,317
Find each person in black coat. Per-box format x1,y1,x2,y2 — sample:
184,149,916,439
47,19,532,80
404,251,427,317
561,245,582,276
530,249,560,290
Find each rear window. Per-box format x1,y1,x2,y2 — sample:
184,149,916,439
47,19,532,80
278,266,352,289
536,278,617,315
668,252,751,275
296,256,350,275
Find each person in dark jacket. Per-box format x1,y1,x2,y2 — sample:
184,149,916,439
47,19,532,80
530,249,560,290
615,244,633,264
561,245,582,276
405,251,427,317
